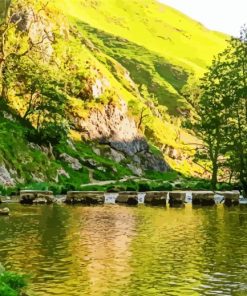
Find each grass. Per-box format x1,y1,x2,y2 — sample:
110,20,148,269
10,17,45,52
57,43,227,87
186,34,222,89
53,0,228,114
0,0,230,186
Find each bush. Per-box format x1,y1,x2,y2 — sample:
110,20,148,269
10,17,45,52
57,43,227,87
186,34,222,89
153,182,173,191
80,185,106,191
26,122,68,146
60,183,76,194
138,182,152,192
0,272,28,296
216,183,234,191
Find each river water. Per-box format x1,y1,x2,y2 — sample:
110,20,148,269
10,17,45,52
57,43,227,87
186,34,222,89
0,204,247,296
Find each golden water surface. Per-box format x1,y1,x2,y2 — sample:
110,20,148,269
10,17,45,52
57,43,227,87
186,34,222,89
0,204,247,296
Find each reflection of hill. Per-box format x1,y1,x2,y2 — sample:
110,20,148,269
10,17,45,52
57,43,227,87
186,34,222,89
73,206,136,295
2,205,247,295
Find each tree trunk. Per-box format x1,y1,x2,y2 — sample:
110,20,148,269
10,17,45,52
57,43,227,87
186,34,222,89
211,162,218,191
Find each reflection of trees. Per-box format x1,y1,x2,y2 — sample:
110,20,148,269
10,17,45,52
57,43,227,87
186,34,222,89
0,204,73,294
126,206,206,295
2,204,247,295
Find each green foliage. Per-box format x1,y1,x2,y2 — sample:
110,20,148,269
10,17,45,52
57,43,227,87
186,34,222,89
27,122,68,146
186,27,247,192
63,0,227,113
0,271,28,296
0,0,232,189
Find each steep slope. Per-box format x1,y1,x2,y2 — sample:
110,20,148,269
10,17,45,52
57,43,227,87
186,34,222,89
0,0,229,192
53,0,228,113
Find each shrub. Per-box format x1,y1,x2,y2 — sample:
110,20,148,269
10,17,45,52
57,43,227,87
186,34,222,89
138,182,152,192
0,271,28,296
152,182,173,191
216,183,234,191
26,122,68,146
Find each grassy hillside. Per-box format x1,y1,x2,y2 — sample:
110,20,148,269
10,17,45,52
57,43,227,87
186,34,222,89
53,0,228,113
0,0,230,191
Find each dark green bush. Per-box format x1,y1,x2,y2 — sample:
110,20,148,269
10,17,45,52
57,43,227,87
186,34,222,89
0,272,28,296
138,182,152,192
216,183,234,191
80,185,106,191
26,122,68,146
152,182,173,191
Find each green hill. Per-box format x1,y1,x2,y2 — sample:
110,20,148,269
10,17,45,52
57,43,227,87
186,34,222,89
53,0,228,113
0,0,229,192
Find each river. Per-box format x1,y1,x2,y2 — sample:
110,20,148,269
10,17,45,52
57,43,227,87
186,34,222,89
0,203,247,296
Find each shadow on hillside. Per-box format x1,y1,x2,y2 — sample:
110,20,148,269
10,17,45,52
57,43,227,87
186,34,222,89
74,19,189,114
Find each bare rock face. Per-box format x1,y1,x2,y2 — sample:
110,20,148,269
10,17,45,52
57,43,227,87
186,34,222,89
92,78,110,98
73,100,169,173
0,164,15,186
11,8,54,60
60,153,82,171
76,100,148,156
127,164,143,176
108,148,125,163
142,152,169,172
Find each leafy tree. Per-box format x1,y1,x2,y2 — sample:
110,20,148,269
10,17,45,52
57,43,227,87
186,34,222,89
0,0,51,99
185,26,247,192
224,27,247,194
8,57,66,127
184,56,230,189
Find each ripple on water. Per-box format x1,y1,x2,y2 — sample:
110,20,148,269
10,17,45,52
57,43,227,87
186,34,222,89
1,204,247,295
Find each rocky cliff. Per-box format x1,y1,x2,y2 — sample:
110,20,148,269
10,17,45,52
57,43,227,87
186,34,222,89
0,0,228,191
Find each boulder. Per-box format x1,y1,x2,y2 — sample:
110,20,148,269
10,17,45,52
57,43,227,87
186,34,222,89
60,153,82,170
192,191,215,206
145,191,168,206
116,192,138,205
0,164,15,186
20,190,54,204
0,207,10,216
108,148,125,163
169,191,186,207
66,191,105,205
127,164,143,176
217,191,240,206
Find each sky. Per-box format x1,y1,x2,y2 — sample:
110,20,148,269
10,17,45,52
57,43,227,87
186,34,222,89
159,0,247,36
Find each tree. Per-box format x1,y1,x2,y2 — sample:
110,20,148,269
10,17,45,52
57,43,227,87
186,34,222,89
5,56,69,146
224,27,247,194
0,0,51,99
185,26,247,192
184,56,231,189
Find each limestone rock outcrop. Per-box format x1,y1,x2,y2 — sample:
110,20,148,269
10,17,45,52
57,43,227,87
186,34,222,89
74,100,169,173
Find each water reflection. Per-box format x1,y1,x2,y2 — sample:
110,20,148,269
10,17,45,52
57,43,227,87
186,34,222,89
0,204,247,295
